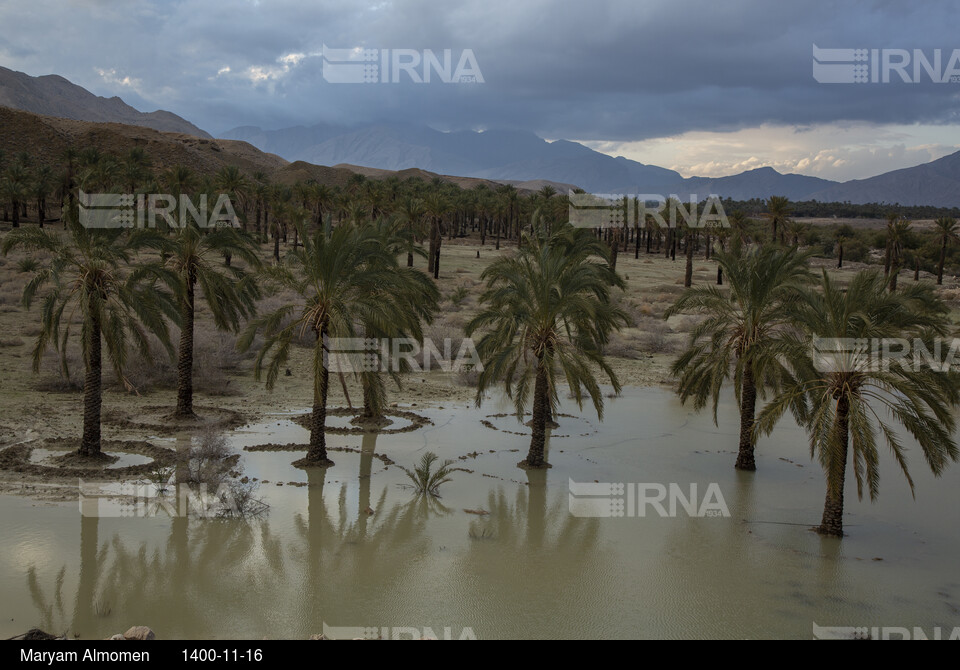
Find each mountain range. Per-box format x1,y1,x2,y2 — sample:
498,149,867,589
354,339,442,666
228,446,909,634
0,66,211,138
2,65,959,207
220,122,960,207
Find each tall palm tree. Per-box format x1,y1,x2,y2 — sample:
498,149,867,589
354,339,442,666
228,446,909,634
883,211,899,276
32,166,54,229
423,190,447,278
145,221,261,418
756,270,960,537
887,218,912,291
395,196,426,267
665,245,814,471
1,163,29,228
934,216,959,285
239,222,411,467
2,222,176,456
466,225,628,469
356,218,440,424
728,209,750,254
766,196,792,245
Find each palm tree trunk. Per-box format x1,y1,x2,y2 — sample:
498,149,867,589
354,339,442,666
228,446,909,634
684,231,694,287
305,329,334,467
717,265,723,285
938,241,947,285
273,230,280,263
735,362,757,471
818,395,849,537
79,305,102,457
175,277,196,418
522,364,550,469
407,251,414,267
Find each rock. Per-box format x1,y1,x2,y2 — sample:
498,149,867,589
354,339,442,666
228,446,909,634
106,634,125,640
20,628,58,640
309,633,326,640
123,626,155,640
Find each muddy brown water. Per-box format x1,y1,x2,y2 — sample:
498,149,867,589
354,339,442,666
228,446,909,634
1,388,958,639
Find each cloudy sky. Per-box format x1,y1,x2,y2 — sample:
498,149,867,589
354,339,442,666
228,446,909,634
2,0,960,180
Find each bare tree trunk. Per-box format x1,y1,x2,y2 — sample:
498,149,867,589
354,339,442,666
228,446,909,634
175,275,196,418
817,396,849,537
79,302,102,457
303,327,334,467
521,364,550,469
735,362,757,471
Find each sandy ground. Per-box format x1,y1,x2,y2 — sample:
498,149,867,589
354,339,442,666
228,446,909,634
1,231,958,501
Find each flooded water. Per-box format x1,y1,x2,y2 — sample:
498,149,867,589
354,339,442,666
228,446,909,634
1,387,959,639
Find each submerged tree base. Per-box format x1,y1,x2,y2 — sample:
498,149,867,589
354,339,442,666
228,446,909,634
61,450,119,466
516,459,553,470
292,456,335,469
815,525,844,538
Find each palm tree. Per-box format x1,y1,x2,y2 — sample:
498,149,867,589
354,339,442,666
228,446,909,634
787,220,806,248
355,219,439,424
728,210,750,254
466,225,628,469
32,166,54,229
123,147,152,195
665,245,814,471
883,211,899,276
682,220,695,287
395,196,426,267
2,222,176,456
1,163,29,228
756,270,960,537
239,222,412,467
766,196,792,245
934,216,959,285
146,221,261,418
887,218,912,291
423,191,447,278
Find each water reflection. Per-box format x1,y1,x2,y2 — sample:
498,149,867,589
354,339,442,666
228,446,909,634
9,389,960,639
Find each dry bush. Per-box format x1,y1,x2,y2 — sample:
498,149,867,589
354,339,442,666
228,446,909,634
605,332,645,359
456,367,480,387
35,346,84,392
415,322,467,371
178,428,235,488
638,319,676,354
193,329,252,394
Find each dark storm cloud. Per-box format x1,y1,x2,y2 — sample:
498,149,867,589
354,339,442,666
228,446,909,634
1,0,959,137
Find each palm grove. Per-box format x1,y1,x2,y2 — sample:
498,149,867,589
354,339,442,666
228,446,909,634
2,145,960,537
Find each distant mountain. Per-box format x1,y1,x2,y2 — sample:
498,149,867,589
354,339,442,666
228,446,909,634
808,152,960,208
0,66,211,138
671,167,837,202
220,123,684,194
221,121,960,207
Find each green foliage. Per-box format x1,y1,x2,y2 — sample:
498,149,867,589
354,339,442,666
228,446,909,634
400,451,457,498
